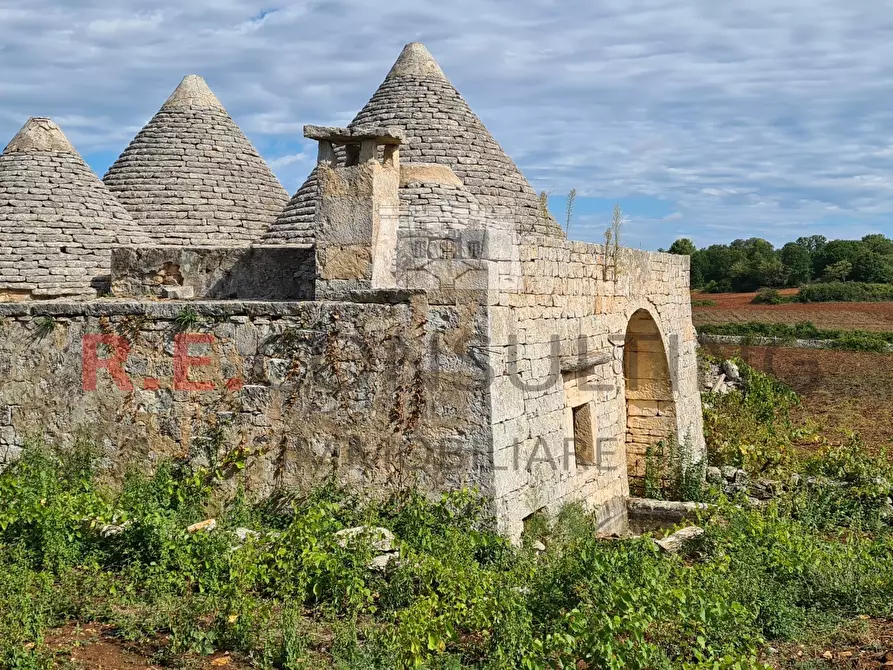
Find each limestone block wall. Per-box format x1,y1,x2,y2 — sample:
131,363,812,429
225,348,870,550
110,246,315,300
486,236,704,539
0,299,492,499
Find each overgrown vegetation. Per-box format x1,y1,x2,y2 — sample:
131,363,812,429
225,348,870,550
797,281,893,303
702,355,807,474
643,435,707,502
3,355,893,668
691,298,717,307
2,426,892,668
698,321,893,352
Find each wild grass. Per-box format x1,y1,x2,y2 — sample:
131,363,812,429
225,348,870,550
1,427,891,668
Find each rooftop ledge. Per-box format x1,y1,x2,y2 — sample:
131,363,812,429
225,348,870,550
0,295,428,320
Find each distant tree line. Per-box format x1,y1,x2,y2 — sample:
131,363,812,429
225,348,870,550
662,234,893,292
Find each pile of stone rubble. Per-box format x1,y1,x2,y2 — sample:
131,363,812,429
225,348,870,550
701,359,745,395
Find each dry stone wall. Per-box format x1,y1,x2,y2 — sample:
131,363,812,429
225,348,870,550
110,246,315,300
0,299,492,499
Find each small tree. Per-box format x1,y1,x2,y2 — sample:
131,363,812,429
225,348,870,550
603,203,623,280
780,242,812,285
668,238,697,256
537,191,550,220
564,188,577,236
852,251,893,283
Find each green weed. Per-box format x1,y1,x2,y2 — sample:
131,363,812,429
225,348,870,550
0,428,890,668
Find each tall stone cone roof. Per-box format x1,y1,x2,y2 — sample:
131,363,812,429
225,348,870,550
263,42,564,244
0,118,147,300
103,75,289,246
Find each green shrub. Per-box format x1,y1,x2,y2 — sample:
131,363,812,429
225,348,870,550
798,281,893,303
751,288,795,305
691,298,717,307
1,436,891,668
703,279,733,294
702,356,804,474
829,331,891,352
698,321,893,352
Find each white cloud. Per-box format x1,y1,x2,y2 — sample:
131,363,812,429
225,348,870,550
1,0,893,247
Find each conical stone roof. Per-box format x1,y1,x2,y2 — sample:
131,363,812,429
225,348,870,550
263,167,318,244
0,117,147,300
263,42,564,244
104,75,289,246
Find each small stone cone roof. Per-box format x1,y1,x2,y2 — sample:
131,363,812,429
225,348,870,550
263,42,564,244
103,75,289,246
0,117,147,300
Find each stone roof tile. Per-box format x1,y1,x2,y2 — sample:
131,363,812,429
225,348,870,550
0,118,148,300
263,42,564,245
104,75,288,246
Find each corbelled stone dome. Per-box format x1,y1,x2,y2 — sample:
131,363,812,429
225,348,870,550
0,117,147,300
104,75,289,246
263,42,564,244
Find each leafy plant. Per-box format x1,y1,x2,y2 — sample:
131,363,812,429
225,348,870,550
33,317,56,340
702,356,804,475
173,306,201,332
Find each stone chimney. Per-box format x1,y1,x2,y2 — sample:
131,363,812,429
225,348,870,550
304,125,403,298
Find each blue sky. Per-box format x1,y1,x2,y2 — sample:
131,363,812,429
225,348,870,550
2,1,893,251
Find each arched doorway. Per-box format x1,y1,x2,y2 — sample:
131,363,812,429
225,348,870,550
623,309,676,491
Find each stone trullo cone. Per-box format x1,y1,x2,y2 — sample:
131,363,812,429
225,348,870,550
103,75,289,246
0,117,147,300
263,42,565,245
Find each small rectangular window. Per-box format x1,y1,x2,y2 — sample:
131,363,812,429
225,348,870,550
572,402,595,467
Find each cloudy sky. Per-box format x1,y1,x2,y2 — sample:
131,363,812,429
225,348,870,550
2,0,892,250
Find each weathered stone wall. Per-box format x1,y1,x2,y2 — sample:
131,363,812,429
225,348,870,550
486,237,704,540
0,299,492,499
110,246,315,300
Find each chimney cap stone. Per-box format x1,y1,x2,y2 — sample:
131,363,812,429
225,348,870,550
303,125,405,145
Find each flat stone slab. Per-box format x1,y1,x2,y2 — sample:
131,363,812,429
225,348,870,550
303,125,405,144
655,526,705,553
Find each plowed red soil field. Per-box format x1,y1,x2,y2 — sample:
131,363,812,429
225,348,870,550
702,343,893,451
692,291,893,331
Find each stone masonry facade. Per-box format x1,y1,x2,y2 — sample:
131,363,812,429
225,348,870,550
0,42,704,540
486,237,703,538
0,299,491,497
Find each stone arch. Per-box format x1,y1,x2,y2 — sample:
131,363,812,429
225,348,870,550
623,308,676,490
